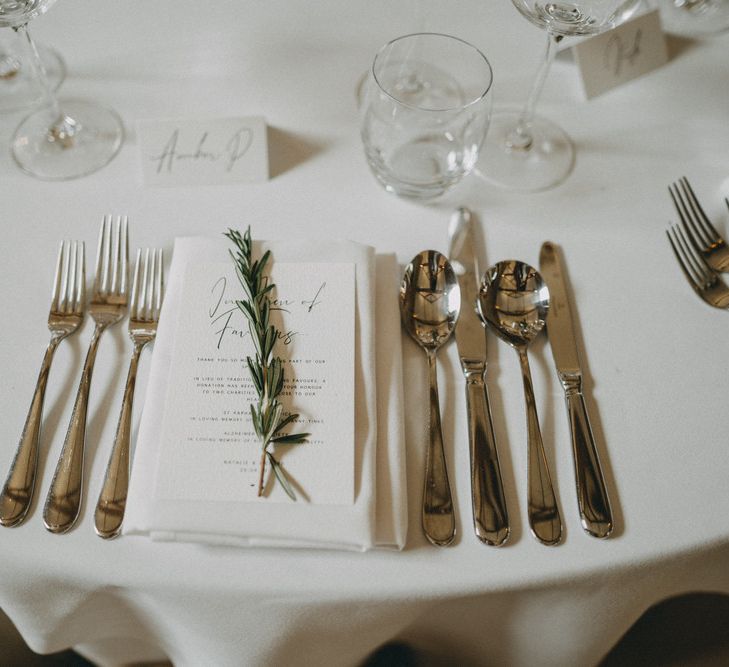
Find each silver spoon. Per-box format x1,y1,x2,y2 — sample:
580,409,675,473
478,260,562,546
400,250,460,546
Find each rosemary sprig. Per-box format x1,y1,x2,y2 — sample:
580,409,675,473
225,227,309,500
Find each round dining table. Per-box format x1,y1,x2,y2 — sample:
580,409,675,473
1,1,728,665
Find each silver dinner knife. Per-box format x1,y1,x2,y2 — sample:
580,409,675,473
448,208,509,546
539,241,613,538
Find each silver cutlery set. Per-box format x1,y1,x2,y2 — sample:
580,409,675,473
400,208,612,547
1,178,722,549
0,216,163,539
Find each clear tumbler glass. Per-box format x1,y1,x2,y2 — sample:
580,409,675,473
360,33,493,200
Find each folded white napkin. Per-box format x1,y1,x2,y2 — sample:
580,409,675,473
124,236,407,551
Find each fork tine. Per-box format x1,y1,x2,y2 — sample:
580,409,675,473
65,242,77,314
51,241,64,312
103,214,113,294
111,216,121,295
120,216,129,296
95,215,110,295
681,176,722,245
139,248,150,320
60,241,73,313
130,248,142,320
154,249,164,319
74,242,86,314
146,248,156,318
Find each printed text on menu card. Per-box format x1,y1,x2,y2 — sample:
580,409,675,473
156,260,355,504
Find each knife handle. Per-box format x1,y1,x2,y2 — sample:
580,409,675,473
464,368,509,546
562,374,613,538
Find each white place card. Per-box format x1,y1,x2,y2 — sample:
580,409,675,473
154,259,356,505
572,9,668,99
137,116,269,186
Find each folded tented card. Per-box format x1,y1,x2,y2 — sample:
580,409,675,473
137,116,269,186
155,259,355,505
572,9,668,99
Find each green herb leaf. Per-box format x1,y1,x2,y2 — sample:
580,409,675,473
267,453,296,501
271,433,310,445
265,403,283,440
272,413,299,434
250,404,261,438
257,250,271,277
237,300,257,325
246,357,262,394
266,358,281,399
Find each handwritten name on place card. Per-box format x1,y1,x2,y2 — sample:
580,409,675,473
137,116,269,187
572,9,668,100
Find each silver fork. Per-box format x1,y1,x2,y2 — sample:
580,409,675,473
666,223,729,309
0,242,85,527
43,215,129,533
95,248,163,539
669,176,729,273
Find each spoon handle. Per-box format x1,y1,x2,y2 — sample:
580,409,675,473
518,348,562,546
423,349,455,546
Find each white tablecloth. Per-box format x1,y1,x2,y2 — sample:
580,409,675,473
1,1,728,665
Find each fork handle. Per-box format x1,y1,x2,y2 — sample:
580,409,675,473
43,324,105,533
0,339,60,527
94,342,143,539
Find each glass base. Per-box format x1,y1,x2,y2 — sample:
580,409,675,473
478,107,575,192
12,98,124,180
0,43,65,113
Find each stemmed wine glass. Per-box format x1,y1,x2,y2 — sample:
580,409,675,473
0,30,64,112
481,0,640,192
0,0,123,180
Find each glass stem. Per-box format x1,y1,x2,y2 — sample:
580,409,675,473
17,24,77,147
508,32,563,151
17,24,60,118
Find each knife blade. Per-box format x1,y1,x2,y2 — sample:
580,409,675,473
539,241,613,538
448,208,509,546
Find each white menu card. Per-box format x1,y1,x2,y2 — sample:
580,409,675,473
154,259,356,505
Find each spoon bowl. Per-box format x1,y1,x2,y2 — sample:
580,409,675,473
479,260,562,546
400,250,461,351
478,260,549,348
400,250,460,546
